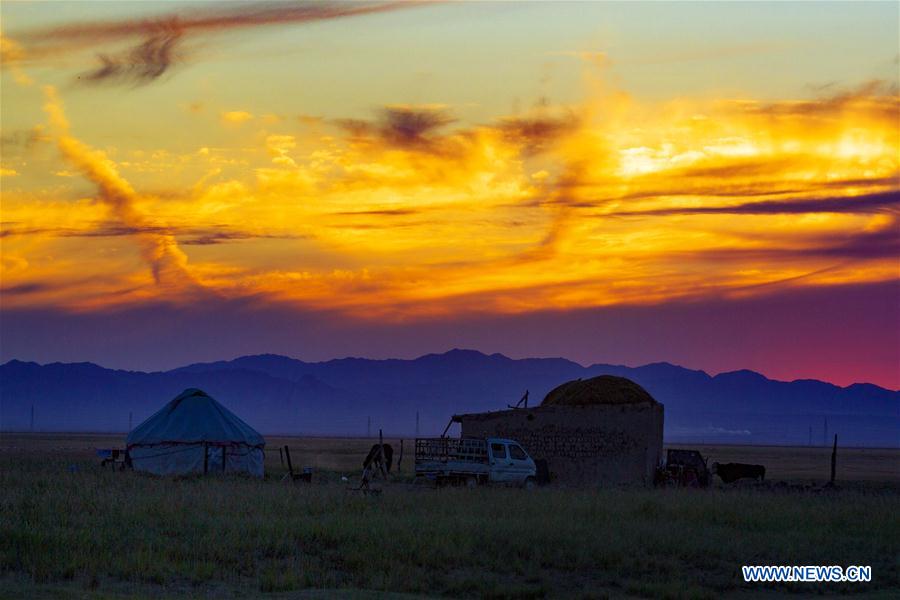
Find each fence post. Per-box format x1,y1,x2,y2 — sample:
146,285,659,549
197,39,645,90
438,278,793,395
373,429,386,478
830,434,837,484
284,445,294,477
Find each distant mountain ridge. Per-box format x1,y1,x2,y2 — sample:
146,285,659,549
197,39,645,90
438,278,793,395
2,349,898,447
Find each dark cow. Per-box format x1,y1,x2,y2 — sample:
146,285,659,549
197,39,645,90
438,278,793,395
711,462,766,484
363,443,394,474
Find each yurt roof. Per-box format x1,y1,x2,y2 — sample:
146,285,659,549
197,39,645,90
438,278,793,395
127,388,264,447
541,375,657,407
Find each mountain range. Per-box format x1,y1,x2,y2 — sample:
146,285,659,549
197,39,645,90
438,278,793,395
1,350,897,446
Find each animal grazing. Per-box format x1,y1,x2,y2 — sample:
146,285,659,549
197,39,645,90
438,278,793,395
351,443,394,495
711,462,766,483
363,443,394,475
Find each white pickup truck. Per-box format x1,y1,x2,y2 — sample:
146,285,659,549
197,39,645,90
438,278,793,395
414,437,537,488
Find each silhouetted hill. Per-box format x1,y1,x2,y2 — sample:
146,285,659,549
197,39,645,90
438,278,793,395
2,351,897,446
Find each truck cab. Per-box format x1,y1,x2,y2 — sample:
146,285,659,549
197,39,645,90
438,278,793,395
486,438,537,486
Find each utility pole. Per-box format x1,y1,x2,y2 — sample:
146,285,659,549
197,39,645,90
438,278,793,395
415,411,420,438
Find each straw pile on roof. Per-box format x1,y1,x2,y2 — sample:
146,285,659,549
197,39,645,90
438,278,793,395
541,375,657,407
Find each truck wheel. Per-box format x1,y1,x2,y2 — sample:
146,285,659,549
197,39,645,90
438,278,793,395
524,477,536,490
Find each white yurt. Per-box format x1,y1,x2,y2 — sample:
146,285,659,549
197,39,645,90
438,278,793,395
126,388,265,477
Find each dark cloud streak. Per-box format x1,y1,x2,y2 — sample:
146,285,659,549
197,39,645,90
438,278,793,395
663,217,900,263
739,79,899,121
496,114,577,155
1,222,307,245
337,105,456,151
16,1,420,86
81,22,183,86
0,283,53,296
332,208,421,217
605,189,900,217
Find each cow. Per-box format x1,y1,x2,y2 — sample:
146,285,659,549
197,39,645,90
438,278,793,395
711,462,766,484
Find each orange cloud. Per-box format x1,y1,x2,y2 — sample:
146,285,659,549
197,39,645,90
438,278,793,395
3,79,897,319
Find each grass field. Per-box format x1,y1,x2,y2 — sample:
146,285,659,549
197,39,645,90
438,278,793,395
2,434,899,599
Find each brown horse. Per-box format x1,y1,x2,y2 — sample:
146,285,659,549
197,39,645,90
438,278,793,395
363,443,394,475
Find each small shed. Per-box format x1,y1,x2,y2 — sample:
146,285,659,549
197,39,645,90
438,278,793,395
454,376,663,486
127,388,265,477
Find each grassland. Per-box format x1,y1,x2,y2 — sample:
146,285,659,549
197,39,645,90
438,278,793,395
1,434,898,599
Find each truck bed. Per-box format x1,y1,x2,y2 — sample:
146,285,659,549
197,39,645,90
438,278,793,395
415,437,489,478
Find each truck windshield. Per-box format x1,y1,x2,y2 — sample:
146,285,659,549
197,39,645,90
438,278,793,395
509,444,527,460
490,443,507,460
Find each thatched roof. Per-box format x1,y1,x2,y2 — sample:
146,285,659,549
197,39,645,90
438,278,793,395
541,375,657,407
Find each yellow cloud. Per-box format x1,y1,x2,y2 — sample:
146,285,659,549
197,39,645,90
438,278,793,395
0,33,34,86
40,86,200,296
220,110,254,124
265,135,297,167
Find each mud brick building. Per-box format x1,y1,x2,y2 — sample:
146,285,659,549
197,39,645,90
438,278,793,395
453,376,664,486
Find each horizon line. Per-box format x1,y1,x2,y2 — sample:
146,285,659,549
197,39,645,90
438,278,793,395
2,348,897,392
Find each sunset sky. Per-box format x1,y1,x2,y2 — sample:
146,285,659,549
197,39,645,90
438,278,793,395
1,1,898,388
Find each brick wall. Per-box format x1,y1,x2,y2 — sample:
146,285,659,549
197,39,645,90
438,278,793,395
458,403,663,486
